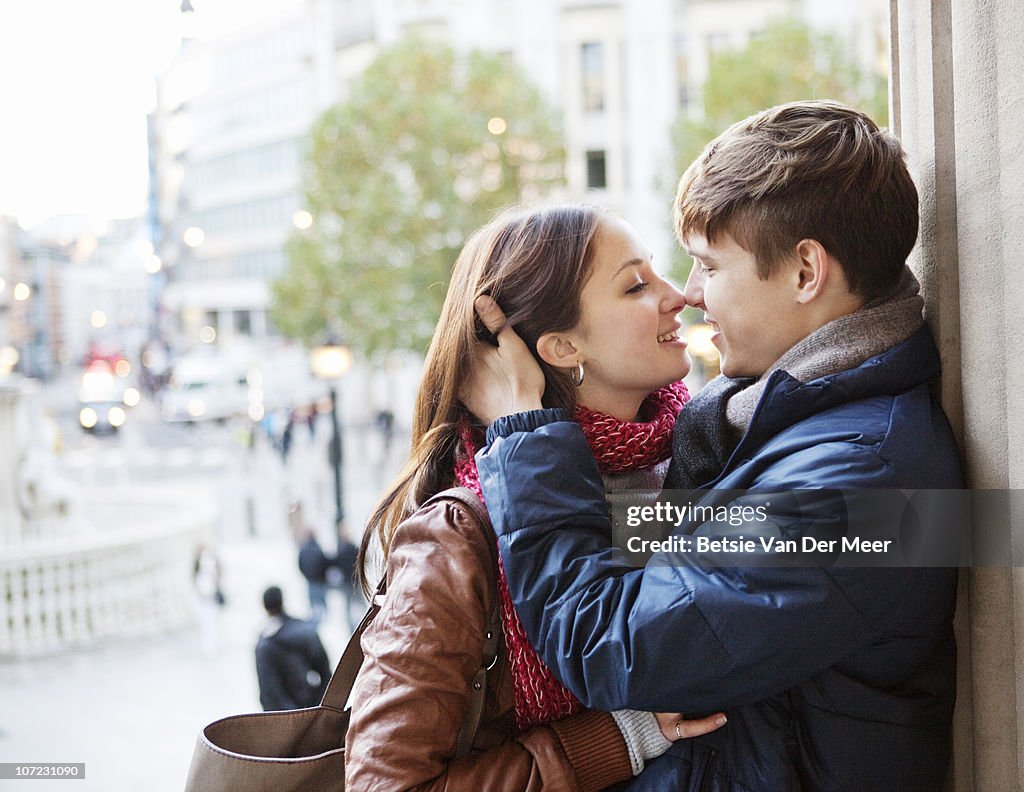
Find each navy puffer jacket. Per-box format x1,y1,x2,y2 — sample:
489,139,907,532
477,326,962,791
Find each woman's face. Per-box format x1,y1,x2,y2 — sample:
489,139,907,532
569,215,690,419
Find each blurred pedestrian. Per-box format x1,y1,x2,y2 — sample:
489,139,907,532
255,586,331,712
280,411,295,464
265,407,288,453
374,408,395,461
304,404,317,439
331,521,366,635
297,527,330,626
192,542,225,656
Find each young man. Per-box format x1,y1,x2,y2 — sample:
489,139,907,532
254,586,331,712
465,101,963,790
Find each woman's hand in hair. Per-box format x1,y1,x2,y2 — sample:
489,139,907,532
655,711,728,741
461,295,545,425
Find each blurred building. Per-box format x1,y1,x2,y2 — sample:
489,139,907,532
58,219,153,369
7,225,72,381
0,218,155,380
150,1,376,352
0,217,22,374
149,0,887,352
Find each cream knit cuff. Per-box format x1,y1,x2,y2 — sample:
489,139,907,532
610,709,674,776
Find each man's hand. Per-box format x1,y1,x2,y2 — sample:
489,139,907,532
655,711,728,741
458,296,546,424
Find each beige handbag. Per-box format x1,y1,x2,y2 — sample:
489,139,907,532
184,489,500,792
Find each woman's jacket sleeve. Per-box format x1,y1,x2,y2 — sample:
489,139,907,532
344,497,633,792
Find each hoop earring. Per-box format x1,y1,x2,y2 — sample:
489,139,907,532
570,361,585,387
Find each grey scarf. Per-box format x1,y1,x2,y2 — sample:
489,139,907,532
667,268,924,489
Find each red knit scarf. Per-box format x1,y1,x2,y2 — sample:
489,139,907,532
453,380,689,731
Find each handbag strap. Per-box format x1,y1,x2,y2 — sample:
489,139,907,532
320,577,387,711
319,487,503,758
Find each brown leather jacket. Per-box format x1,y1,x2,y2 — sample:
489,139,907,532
345,494,633,791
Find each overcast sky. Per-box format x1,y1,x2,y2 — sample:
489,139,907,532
0,0,301,229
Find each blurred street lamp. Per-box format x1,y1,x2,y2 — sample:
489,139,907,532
311,337,353,547
685,322,720,380
0,346,19,377
183,227,205,248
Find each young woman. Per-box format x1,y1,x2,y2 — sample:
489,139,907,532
344,204,725,791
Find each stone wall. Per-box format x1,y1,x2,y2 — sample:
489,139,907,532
892,0,1024,787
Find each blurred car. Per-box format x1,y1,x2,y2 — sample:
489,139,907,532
160,353,249,424
77,361,128,434
160,345,327,425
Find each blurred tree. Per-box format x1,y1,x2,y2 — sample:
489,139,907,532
666,17,889,281
272,37,565,357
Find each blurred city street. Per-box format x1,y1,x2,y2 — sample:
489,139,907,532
0,372,403,792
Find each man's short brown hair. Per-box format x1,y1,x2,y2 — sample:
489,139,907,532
674,100,918,302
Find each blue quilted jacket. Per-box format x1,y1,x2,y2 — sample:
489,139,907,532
477,326,962,791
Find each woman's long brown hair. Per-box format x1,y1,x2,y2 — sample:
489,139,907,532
357,204,604,594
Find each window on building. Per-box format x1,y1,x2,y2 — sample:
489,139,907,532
234,310,252,335
675,34,690,108
581,42,605,112
706,32,730,54
586,150,607,190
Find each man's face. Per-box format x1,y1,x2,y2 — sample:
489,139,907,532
682,232,807,378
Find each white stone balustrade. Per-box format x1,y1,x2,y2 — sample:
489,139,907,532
1,379,218,657
0,488,217,657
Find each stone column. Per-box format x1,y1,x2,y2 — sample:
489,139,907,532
892,0,1024,788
